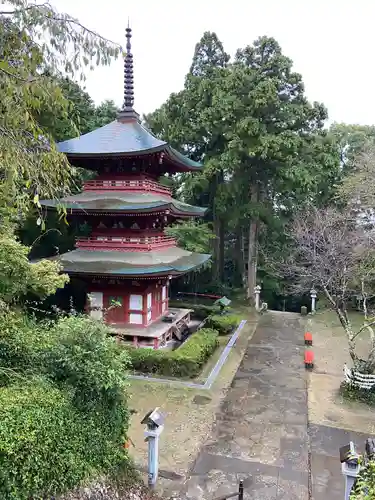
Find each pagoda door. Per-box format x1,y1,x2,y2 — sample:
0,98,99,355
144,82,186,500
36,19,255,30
105,295,125,324
155,289,162,318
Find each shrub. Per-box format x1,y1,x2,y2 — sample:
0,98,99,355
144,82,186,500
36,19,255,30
168,300,222,319
127,327,219,378
45,316,130,408
0,311,54,385
0,314,131,499
350,458,375,498
205,314,241,335
340,381,375,406
0,379,129,500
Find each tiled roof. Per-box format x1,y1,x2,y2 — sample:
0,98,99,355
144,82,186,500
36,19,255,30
51,247,211,277
40,191,207,216
57,120,166,155
56,119,202,171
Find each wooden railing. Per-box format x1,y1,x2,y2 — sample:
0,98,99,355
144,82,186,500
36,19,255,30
83,178,171,196
76,234,176,251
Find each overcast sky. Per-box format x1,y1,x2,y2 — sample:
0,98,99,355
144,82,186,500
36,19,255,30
52,0,374,126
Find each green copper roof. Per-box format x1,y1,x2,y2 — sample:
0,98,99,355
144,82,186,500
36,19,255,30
40,191,206,217
51,247,210,277
58,120,166,155
56,119,202,171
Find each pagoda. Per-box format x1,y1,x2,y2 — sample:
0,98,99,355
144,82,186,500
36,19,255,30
41,27,210,349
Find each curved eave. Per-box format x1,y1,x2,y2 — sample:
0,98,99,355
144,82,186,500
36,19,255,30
164,145,202,171
56,118,202,172
64,143,166,159
57,119,168,156
41,201,207,218
50,250,211,278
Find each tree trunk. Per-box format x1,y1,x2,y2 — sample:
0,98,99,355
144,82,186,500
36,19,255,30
247,184,259,304
322,286,357,362
218,217,225,283
211,171,225,285
233,225,244,287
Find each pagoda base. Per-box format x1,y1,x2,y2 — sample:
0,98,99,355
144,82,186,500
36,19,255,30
110,307,192,349
85,276,170,330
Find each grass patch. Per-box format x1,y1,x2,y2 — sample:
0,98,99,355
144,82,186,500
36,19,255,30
194,335,229,383
126,314,258,484
340,381,375,407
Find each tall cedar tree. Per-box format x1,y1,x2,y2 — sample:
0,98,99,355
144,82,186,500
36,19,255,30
147,34,339,300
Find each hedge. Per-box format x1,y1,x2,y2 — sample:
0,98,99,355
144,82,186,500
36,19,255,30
127,327,219,378
168,300,222,319
0,380,129,500
205,314,241,335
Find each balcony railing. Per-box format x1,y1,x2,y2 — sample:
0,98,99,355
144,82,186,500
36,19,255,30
76,234,177,252
83,178,171,196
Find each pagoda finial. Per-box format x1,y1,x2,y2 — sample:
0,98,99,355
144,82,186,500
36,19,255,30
123,23,134,110
117,22,139,122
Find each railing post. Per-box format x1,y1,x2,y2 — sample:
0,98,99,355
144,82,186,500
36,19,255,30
238,480,244,500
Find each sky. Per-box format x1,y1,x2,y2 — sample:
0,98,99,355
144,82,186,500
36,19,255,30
52,0,375,126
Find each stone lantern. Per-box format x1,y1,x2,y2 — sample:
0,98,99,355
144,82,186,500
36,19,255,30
310,288,317,313
254,285,261,311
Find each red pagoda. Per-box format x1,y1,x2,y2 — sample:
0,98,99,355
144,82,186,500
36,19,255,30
41,27,210,349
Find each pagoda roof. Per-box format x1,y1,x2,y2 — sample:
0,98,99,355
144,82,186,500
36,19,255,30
40,191,206,217
57,119,202,172
51,247,210,277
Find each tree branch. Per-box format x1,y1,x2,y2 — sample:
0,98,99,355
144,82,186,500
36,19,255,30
0,67,37,82
351,320,375,341
0,3,50,15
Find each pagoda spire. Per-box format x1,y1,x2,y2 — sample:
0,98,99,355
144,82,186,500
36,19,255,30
117,21,139,121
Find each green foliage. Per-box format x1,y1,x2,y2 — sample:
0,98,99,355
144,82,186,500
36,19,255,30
147,32,340,292
0,312,131,499
190,31,230,77
93,99,118,129
206,314,240,335
165,220,215,254
0,233,68,306
127,328,219,378
0,379,128,500
46,316,130,408
350,459,375,499
330,122,375,172
36,76,95,142
0,312,52,383
0,2,120,222
340,382,375,407
168,300,222,319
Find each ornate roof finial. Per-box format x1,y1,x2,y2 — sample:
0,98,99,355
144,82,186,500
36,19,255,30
117,22,139,122
123,23,134,110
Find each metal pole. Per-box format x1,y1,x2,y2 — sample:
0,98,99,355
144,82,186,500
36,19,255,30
147,433,154,489
344,475,356,500
145,425,162,490
238,480,244,500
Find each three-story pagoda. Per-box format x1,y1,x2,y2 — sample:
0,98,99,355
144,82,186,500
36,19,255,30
41,27,210,348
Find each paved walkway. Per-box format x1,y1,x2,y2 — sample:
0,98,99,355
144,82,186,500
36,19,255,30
177,311,371,500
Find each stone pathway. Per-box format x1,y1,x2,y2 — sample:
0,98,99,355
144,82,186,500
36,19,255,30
177,311,373,500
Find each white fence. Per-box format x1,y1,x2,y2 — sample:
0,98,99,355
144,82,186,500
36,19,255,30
344,363,375,389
